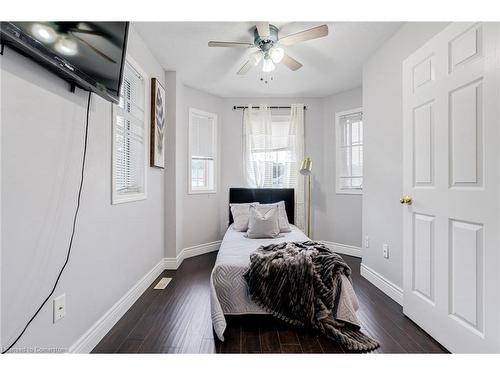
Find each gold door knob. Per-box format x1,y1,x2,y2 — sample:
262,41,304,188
400,195,413,205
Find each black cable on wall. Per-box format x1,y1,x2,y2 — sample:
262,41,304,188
2,90,92,354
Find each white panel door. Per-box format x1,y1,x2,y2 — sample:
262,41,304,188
402,22,500,353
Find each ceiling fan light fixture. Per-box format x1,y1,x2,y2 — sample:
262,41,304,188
249,51,263,66
262,58,275,72
269,47,284,64
31,23,58,43
54,36,78,56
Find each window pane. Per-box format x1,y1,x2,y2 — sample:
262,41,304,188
206,159,215,190
248,115,299,189
339,146,351,177
191,158,206,188
191,157,215,190
337,111,363,193
189,109,217,192
359,121,363,144
340,121,349,146
352,121,362,145
272,161,285,187
351,145,363,177
339,177,352,190
351,177,362,189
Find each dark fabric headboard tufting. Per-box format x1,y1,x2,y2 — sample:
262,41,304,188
228,188,295,225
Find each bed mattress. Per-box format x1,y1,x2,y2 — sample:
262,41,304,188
210,225,361,341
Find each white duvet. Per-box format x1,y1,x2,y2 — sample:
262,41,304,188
210,225,361,341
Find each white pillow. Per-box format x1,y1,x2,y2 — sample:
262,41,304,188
230,202,259,231
256,201,291,232
246,204,280,239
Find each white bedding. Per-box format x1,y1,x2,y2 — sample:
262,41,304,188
210,225,360,341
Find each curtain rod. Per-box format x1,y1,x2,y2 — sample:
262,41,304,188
232,105,307,111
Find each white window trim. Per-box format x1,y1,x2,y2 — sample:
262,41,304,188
188,107,218,195
111,56,149,205
335,107,363,195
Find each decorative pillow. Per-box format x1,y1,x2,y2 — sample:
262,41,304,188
246,204,280,239
230,202,259,231
257,201,291,232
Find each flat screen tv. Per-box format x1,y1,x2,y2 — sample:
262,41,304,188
1,22,129,103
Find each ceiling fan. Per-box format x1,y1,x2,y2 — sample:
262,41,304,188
30,22,117,63
208,22,329,75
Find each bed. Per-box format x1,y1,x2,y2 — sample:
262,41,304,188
210,188,361,341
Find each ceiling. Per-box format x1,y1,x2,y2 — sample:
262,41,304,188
133,22,403,98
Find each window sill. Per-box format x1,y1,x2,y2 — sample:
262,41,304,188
112,192,147,205
336,190,363,196
188,189,217,195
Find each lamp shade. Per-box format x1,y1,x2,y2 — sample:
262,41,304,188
262,58,275,72
300,157,312,175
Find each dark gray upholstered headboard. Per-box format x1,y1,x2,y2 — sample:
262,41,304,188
228,188,295,225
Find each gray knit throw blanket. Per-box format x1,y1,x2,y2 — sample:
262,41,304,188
243,241,379,352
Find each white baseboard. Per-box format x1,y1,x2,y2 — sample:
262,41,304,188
69,258,166,353
69,240,221,353
321,241,362,258
360,263,403,305
164,240,221,270
163,257,180,270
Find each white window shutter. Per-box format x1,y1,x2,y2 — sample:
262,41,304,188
112,60,147,203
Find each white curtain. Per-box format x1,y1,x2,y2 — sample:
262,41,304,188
289,104,305,231
243,104,273,188
243,103,306,231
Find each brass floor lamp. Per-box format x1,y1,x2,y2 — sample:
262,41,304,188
300,157,312,237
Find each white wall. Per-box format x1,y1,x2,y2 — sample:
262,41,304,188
362,22,449,288
164,71,179,259
0,26,166,351
318,87,363,246
178,86,223,249
164,75,224,255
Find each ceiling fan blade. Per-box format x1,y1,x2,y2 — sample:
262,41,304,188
237,51,263,75
70,33,117,63
68,28,107,37
279,24,329,46
282,53,303,71
237,60,253,75
256,22,270,39
208,41,253,48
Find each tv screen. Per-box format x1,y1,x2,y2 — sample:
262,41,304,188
0,22,129,103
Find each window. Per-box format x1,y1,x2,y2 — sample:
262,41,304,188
112,58,147,204
243,104,305,230
188,108,217,194
336,108,363,194
249,114,295,188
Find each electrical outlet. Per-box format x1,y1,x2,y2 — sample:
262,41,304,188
383,244,389,259
53,294,65,323
365,236,370,248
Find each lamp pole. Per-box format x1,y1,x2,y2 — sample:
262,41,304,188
307,173,311,238
300,157,312,238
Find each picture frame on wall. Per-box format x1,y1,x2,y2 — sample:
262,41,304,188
150,78,166,168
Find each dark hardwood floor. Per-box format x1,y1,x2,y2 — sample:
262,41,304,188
92,252,448,354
